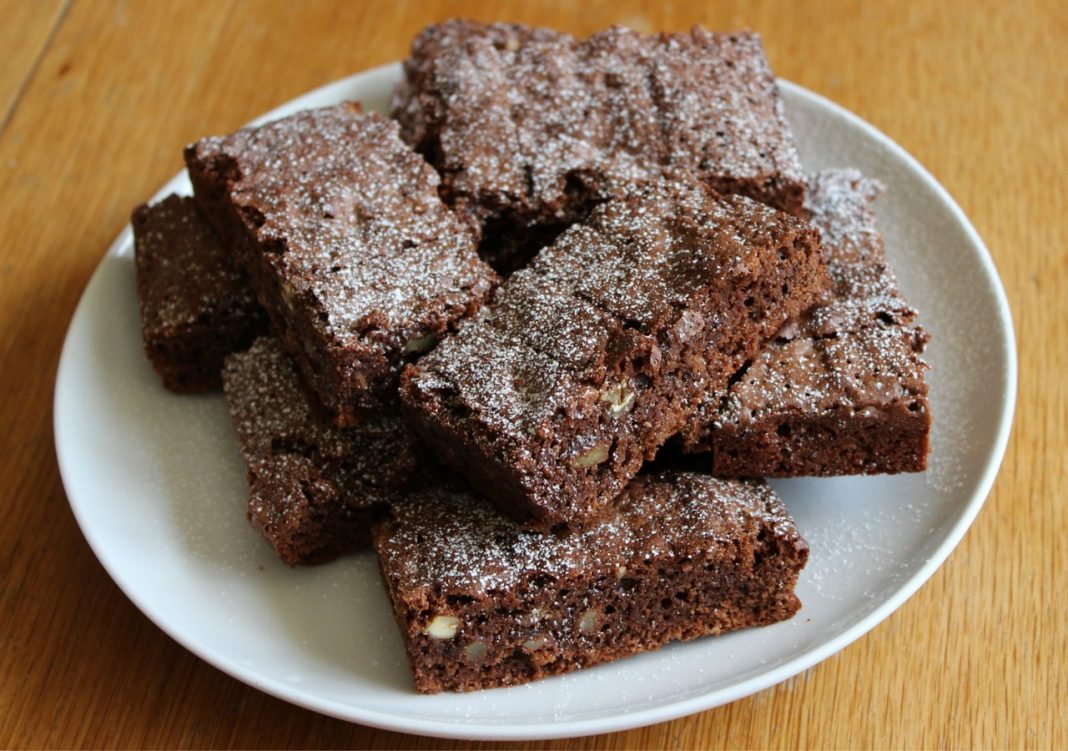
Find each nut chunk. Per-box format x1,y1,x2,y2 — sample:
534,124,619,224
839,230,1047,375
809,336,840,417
400,178,827,528
186,103,497,424
223,338,424,565
372,471,809,693
393,21,807,271
682,169,931,475
132,194,267,392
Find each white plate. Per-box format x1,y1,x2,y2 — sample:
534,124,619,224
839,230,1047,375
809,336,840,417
54,64,1015,741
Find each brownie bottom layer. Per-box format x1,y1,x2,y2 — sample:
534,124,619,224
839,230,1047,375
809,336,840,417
711,408,930,477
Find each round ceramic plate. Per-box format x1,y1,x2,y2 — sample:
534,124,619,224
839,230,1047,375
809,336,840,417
54,64,1015,741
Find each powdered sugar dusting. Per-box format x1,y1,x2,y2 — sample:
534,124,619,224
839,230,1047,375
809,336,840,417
393,21,806,238
803,167,884,265
378,472,802,594
405,178,818,520
191,104,495,371
702,169,930,443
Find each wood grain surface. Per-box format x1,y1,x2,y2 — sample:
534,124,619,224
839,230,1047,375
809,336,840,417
1,0,1063,747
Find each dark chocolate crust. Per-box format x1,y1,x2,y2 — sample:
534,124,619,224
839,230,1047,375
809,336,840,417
682,169,931,475
222,338,424,565
186,103,497,424
393,21,806,272
372,471,808,693
131,194,267,392
400,178,827,529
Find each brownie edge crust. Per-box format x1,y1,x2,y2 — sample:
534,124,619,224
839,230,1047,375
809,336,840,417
372,471,808,693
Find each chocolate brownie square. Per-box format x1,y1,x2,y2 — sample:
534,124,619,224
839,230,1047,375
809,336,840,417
400,177,827,529
682,169,931,475
393,21,806,272
223,337,424,565
186,103,497,424
372,470,808,693
132,194,267,392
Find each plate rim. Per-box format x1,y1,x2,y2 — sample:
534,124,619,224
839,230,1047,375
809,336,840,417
53,64,1017,741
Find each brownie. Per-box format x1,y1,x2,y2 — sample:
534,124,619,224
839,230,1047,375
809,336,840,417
372,470,808,693
400,178,827,529
186,103,498,424
222,337,424,565
681,169,931,475
131,194,267,391
392,21,806,272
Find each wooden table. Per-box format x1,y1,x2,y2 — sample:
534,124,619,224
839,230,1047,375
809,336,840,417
1,1,1063,747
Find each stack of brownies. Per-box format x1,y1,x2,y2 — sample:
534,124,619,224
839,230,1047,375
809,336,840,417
132,20,930,693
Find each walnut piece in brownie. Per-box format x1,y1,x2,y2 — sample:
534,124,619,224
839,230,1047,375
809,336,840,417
393,20,806,272
186,103,497,424
132,194,267,392
223,338,424,565
401,178,827,529
372,471,808,693
682,169,931,476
